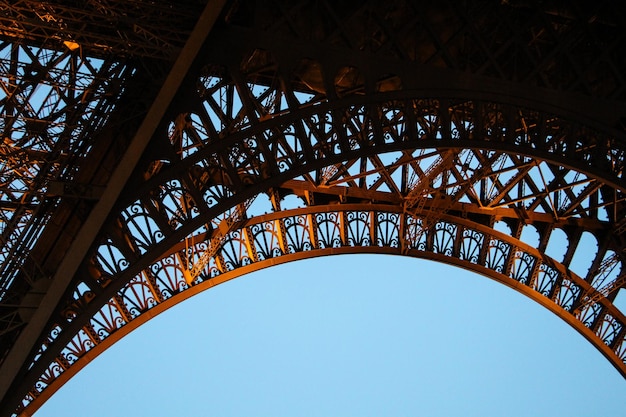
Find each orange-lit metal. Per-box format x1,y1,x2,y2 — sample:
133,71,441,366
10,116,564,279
0,1,625,416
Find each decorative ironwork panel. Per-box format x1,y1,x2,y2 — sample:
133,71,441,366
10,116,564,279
315,212,343,249
12,205,625,415
2,1,626,416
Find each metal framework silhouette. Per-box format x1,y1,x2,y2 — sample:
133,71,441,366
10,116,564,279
0,1,625,415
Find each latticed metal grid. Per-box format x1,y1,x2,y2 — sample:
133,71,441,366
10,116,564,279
0,42,132,299
0,0,206,59
14,64,626,413
244,0,626,101
0,0,207,343
1,0,626,416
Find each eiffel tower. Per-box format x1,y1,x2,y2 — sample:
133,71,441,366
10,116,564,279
1,1,625,415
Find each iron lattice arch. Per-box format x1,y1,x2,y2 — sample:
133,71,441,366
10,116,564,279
1,0,626,415
14,54,626,415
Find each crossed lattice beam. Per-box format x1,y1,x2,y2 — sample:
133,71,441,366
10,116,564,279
1,1,626,416
6,72,624,414
0,41,133,297
0,0,205,59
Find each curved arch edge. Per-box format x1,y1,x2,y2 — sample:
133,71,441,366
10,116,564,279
22,240,626,416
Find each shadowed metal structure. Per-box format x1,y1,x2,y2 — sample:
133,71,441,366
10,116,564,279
0,1,625,415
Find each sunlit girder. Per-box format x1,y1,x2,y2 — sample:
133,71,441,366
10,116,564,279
2,1,626,415
10,65,626,413
0,40,133,300
14,201,626,414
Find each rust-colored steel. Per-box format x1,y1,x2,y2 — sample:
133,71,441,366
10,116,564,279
1,1,626,416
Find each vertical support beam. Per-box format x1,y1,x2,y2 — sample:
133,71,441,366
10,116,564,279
275,218,289,255
339,211,349,246
0,0,227,411
307,213,319,250
369,210,378,247
243,227,259,263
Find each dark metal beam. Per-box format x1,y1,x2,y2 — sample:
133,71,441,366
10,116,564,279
0,0,227,410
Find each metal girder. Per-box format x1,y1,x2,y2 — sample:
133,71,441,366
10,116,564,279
0,1,626,415
0,0,227,412
8,200,625,416
0,0,207,59
9,83,626,415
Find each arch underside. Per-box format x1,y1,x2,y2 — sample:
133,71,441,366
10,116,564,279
19,203,626,414
8,12,626,415
16,109,626,414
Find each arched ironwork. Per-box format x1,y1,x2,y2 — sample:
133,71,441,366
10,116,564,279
11,82,626,413
1,1,626,415
16,202,626,413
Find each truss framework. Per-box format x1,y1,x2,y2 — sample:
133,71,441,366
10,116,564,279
0,40,139,318
0,0,206,59
9,73,626,415
0,0,626,415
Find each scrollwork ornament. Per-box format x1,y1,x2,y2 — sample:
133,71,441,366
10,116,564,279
47,324,63,343
251,222,282,259
450,123,461,140
122,203,167,250
156,179,196,229
122,276,158,315
96,240,130,275
34,379,48,395
126,201,143,216
556,279,581,312
221,258,236,272
346,211,371,246
536,263,559,297
315,212,342,248
285,215,312,253
376,212,400,247
60,348,79,366
12,57,626,414
96,324,111,340
203,184,231,208
432,221,456,255
89,313,111,339
244,137,257,149
598,314,622,346
111,310,126,331
48,360,65,380
80,332,95,355
153,255,187,295
208,263,222,279
486,238,510,273
116,259,131,274
277,159,290,172
285,215,306,228
90,302,125,338
510,251,535,284
126,304,142,319
460,228,483,264
153,230,166,245
577,300,603,328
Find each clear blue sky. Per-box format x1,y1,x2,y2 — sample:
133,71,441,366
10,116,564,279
35,254,625,416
